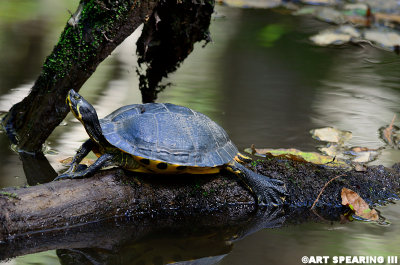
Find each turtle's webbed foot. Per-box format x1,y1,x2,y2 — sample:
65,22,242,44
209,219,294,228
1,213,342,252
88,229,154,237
228,161,287,206
55,153,113,181
252,176,286,206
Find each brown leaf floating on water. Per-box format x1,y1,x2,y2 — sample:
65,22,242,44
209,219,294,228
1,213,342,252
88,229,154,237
341,187,379,221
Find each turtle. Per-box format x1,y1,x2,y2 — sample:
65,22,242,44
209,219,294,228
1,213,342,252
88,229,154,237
55,89,286,205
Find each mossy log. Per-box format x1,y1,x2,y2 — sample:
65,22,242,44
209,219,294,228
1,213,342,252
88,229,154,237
1,157,399,244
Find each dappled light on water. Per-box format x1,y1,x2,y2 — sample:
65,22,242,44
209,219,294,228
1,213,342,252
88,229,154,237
1,1,400,264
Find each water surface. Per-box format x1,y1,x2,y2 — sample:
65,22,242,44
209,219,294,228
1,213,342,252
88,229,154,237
1,2,400,264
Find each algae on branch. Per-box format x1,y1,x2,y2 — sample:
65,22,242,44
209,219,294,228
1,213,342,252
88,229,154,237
0,191,20,200
42,0,132,83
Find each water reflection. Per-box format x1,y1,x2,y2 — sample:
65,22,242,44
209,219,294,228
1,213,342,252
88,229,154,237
3,203,400,264
312,46,400,166
0,206,285,265
1,2,400,265
222,203,400,264
19,152,57,185
0,1,79,94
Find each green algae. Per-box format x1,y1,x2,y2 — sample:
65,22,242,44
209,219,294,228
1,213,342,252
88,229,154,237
0,191,20,200
41,0,133,84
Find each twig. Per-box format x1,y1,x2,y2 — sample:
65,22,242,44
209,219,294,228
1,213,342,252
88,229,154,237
102,32,114,42
310,174,346,210
310,208,328,222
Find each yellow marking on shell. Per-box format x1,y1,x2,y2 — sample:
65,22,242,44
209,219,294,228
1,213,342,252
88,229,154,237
91,151,221,174
130,155,221,174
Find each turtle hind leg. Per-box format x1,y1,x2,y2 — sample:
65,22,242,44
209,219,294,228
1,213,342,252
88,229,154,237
226,161,286,206
54,153,114,181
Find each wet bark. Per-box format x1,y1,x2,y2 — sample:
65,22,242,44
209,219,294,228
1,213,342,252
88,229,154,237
0,169,254,243
1,157,399,243
1,0,158,153
136,0,214,103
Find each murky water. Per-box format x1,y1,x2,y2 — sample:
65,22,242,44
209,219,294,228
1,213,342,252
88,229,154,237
1,1,400,264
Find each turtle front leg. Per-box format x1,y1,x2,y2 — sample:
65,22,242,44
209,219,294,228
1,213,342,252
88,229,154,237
63,139,94,175
54,153,114,181
226,161,287,206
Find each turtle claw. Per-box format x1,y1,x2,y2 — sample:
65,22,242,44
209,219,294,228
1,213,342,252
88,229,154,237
53,173,73,181
228,161,287,206
53,168,87,181
254,177,286,206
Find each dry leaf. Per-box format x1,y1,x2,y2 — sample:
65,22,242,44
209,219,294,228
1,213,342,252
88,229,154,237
353,163,367,172
351,147,376,152
341,187,379,221
310,31,352,46
245,146,349,168
364,30,400,50
320,145,380,163
375,12,400,24
310,127,352,144
319,144,345,158
349,149,380,163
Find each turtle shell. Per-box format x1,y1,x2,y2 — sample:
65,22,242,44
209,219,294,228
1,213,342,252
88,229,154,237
100,103,239,167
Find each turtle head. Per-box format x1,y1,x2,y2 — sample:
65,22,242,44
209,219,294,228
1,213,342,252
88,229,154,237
66,89,104,144
66,89,95,123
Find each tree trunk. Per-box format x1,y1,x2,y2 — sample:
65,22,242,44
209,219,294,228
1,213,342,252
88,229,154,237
1,0,158,152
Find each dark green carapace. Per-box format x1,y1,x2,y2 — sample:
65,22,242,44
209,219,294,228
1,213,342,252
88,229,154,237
56,89,286,205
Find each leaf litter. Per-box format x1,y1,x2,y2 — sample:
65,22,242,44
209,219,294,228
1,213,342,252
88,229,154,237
310,127,352,143
217,0,400,53
246,145,350,168
245,115,400,222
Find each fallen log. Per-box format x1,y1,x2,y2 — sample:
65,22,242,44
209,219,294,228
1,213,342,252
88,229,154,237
1,156,399,245
0,169,255,244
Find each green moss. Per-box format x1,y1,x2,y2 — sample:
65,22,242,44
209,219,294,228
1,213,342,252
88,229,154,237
0,191,20,200
288,176,297,185
41,0,134,84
